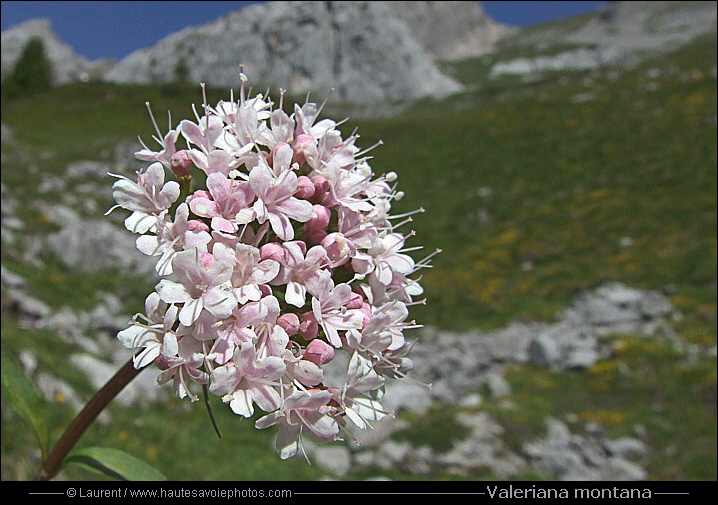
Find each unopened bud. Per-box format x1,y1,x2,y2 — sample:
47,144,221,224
295,175,315,199
260,242,285,263
303,204,331,244
187,219,210,233
170,149,192,178
303,339,335,365
310,174,330,197
277,313,300,336
299,318,319,340
305,205,331,231
293,133,316,166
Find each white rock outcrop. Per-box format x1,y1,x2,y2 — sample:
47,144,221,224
104,1,467,102
386,1,515,61
490,1,718,77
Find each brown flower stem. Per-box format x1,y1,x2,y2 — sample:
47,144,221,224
34,358,143,481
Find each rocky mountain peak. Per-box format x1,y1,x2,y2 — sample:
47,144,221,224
105,1,490,102
1,2,510,102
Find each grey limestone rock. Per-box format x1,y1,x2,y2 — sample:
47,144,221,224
69,353,166,406
312,445,353,477
66,160,113,180
1,182,23,243
490,1,717,78
522,418,648,481
44,205,156,275
382,380,433,414
104,1,463,102
1,123,15,144
386,1,514,61
603,437,648,460
437,412,524,478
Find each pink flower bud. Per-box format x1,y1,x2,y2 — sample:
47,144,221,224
170,149,192,177
303,230,327,247
303,205,331,244
260,242,285,263
293,133,316,166
187,219,210,233
310,174,329,200
319,191,339,209
294,175,315,199
277,313,300,336
299,318,318,340
303,339,335,365
305,205,330,231
186,189,211,203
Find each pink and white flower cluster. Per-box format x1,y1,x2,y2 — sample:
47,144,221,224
111,76,436,459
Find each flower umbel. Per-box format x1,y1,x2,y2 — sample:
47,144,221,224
112,74,437,459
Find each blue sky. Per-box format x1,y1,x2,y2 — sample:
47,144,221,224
1,1,608,61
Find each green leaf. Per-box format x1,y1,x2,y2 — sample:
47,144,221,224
0,347,50,458
65,447,167,481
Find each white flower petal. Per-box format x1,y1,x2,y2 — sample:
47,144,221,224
155,280,190,304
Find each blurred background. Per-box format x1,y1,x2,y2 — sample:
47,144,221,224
1,1,716,481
